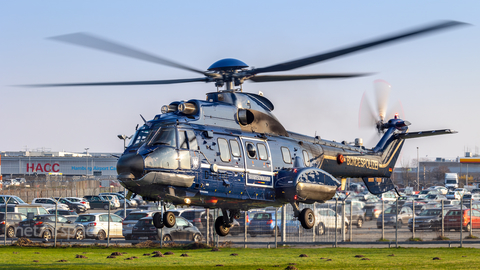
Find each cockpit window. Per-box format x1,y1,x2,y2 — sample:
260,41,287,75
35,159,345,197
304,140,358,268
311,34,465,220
127,123,162,148
151,128,176,147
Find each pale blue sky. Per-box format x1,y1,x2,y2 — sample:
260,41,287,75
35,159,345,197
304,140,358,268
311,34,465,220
1,1,479,165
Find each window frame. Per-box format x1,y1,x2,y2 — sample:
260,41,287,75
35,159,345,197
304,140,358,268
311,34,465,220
281,147,292,164
257,143,268,161
217,138,231,162
229,139,241,157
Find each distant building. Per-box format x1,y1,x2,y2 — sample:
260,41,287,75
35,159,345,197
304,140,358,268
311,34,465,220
1,150,120,179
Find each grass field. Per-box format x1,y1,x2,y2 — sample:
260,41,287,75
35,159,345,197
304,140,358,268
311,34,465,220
0,243,479,269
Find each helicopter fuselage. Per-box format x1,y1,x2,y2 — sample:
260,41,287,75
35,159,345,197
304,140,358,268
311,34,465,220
116,92,403,211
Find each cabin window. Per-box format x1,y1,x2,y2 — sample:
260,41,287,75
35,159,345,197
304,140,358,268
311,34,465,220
281,147,292,164
178,131,188,149
246,143,257,159
151,128,176,147
303,150,310,167
186,130,199,150
230,140,241,157
257,143,268,160
218,138,231,162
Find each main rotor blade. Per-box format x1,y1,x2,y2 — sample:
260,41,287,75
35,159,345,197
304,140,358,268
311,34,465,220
24,77,209,87
49,33,206,75
250,21,467,74
248,73,370,82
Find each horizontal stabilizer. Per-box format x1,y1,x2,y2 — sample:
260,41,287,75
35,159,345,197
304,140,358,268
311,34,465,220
395,129,457,139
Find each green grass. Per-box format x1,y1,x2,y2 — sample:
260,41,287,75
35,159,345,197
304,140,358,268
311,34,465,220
0,244,479,269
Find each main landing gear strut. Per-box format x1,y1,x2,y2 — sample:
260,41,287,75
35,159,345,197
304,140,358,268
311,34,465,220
153,202,176,229
215,209,240,236
291,201,315,229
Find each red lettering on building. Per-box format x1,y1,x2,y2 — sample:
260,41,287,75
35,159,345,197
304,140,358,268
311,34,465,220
35,163,44,172
27,163,35,172
52,163,59,172
44,163,51,172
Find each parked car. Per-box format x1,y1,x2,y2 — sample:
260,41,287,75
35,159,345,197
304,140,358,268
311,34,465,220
100,195,121,208
65,197,91,210
424,194,447,201
114,209,137,219
377,191,398,202
315,208,349,235
16,214,85,240
376,206,413,228
83,195,116,210
31,198,69,211
53,197,87,213
471,188,480,194
0,204,48,216
170,208,210,230
75,213,123,240
418,190,439,199
444,208,480,232
0,195,27,205
462,194,480,202
47,209,79,222
248,210,301,236
446,191,461,200
407,208,448,231
454,188,468,197
122,210,157,240
0,212,27,238
131,216,202,242
363,202,383,221
99,192,137,208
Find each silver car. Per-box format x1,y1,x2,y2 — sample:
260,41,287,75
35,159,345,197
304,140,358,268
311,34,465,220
75,213,123,240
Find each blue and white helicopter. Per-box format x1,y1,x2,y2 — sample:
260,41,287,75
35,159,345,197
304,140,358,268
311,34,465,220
34,21,464,236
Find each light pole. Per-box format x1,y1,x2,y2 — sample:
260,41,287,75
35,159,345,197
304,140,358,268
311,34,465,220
85,148,89,177
117,135,131,219
117,135,131,150
416,147,420,191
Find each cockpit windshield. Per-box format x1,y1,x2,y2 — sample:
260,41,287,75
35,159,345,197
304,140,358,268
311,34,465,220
128,124,160,148
150,128,176,147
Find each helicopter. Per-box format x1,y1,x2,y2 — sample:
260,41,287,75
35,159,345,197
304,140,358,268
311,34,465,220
30,21,465,236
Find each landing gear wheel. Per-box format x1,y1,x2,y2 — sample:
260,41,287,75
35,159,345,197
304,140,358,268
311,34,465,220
163,212,176,228
299,208,315,229
153,212,164,228
6,227,15,238
316,223,325,235
215,216,230,236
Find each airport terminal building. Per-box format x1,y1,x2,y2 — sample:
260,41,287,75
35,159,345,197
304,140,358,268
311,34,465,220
0,150,120,179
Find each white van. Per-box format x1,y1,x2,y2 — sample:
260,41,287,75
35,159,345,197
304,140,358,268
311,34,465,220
0,204,48,217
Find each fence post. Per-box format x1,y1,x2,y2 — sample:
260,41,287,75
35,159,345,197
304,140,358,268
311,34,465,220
382,200,385,240
412,198,416,239
334,198,338,247
342,200,346,242
460,199,463,247
349,202,353,241
395,197,398,248
441,200,445,238
470,198,473,236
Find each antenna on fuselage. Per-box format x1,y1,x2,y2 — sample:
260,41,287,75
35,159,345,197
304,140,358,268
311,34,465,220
140,114,147,124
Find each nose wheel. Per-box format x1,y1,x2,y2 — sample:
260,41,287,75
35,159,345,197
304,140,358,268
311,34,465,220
214,208,239,236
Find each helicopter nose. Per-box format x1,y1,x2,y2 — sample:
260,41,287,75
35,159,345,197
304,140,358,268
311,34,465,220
117,152,144,179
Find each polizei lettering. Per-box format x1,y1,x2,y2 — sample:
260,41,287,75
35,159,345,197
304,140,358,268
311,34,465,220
346,156,378,170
